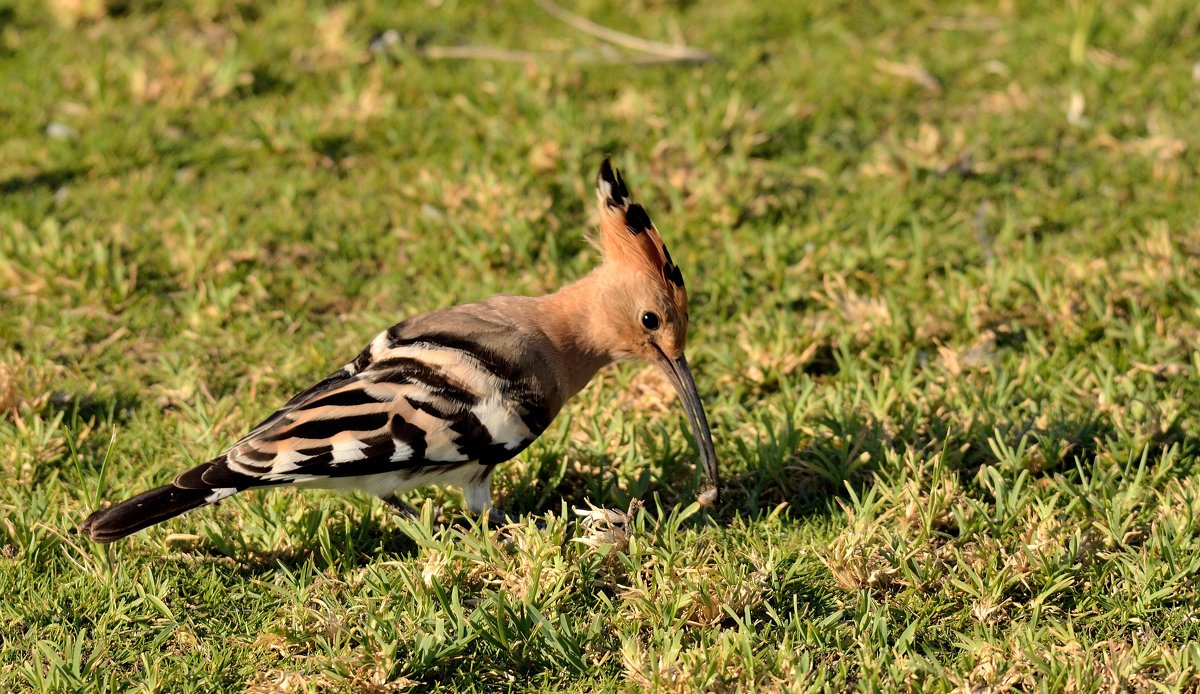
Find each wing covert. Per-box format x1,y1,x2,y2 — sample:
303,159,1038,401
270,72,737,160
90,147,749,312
207,327,548,487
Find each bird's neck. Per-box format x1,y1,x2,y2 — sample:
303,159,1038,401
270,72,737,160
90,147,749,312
528,269,617,398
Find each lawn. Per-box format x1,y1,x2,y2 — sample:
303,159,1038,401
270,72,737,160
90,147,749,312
2,0,1200,690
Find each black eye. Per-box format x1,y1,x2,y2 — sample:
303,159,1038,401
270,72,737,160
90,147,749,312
641,311,661,330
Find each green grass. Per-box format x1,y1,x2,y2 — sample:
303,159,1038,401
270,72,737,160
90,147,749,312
3,0,1200,690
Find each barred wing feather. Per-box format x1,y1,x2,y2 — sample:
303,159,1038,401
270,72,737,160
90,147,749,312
180,327,549,491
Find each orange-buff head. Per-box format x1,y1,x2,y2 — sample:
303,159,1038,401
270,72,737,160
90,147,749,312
582,158,720,504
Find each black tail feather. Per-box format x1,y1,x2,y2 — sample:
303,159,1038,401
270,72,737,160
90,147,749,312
80,484,214,543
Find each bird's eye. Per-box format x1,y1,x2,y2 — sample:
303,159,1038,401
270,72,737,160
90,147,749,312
641,311,661,330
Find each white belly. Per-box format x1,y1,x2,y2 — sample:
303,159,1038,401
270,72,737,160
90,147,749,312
294,461,488,498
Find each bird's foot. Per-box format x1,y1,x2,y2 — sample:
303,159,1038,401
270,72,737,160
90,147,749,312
382,495,544,537
379,494,422,519
483,508,551,547
485,508,548,534
486,507,516,526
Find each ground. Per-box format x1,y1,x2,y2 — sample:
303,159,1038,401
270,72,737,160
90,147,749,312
2,0,1200,691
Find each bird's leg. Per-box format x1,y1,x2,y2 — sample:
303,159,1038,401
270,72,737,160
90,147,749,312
464,466,500,522
463,465,517,526
463,466,548,530
378,494,421,519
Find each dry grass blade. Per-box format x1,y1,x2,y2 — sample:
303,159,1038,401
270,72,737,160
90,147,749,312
422,46,712,66
421,0,713,66
0,361,21,417
875,57,941,93
422,45,545,63
533,0,713,63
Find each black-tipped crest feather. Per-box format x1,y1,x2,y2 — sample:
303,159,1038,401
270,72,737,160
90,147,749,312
598,157,630,207
625,204,652,234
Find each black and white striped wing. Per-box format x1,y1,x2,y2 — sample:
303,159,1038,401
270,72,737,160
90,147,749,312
176,327,551,495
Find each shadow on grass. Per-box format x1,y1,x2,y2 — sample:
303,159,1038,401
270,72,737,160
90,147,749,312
0,167,87,195
46,389,142,426
160,505,424,576
20,390,143,487
724,404,1198,523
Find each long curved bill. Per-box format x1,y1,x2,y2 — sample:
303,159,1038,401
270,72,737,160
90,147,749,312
654,350,721,506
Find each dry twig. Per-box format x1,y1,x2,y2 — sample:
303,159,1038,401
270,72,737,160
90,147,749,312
419,0,713,66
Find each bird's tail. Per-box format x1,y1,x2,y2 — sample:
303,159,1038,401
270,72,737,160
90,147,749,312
80,460,238,543
81,485,214,543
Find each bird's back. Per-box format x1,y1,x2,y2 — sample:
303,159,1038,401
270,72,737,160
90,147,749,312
189,296,567,494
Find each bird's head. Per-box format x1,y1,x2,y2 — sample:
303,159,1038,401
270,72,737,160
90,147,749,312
584,158,720,503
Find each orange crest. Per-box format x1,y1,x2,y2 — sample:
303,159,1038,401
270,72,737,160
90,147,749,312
593,159,688,308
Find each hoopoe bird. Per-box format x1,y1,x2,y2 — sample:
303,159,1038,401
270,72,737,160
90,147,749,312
81,159,720,543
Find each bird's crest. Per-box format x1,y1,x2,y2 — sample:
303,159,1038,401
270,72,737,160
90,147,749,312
593,158,687,304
